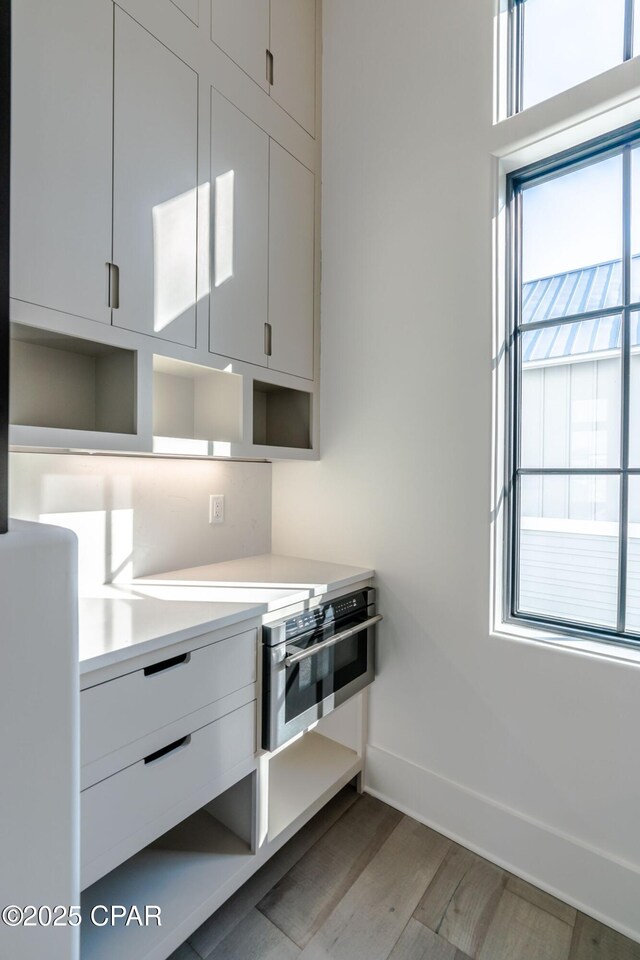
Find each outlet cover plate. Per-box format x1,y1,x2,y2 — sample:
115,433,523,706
209,494,225,524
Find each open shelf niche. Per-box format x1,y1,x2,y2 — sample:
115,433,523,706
267,732,360,842
253,380,312,450
81,772,255,960
10,323,136,434
153,356,243,456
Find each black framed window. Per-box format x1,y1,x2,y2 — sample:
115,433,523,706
509,0,636,115
506,124,640,646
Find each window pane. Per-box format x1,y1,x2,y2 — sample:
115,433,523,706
635,0,640,57
627,477,640,633
522,156,623,324
518,475,619,628
522,0,625,110
520,317,622,469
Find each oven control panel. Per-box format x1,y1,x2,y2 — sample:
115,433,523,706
282,590,370,642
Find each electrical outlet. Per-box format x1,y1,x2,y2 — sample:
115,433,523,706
209,494,225,525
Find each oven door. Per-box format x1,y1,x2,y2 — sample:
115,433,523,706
262,598,381,751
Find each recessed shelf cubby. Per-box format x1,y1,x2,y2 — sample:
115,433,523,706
81,773,255,960
10,324,136,434
267,732,359,842
153,356,243,444
253,380,311,449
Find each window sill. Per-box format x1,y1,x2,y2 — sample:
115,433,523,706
491,58,640,173
492,617,640,668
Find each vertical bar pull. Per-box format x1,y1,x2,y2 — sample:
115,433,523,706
264,321,272,357
266,49,274,86
106,262,120,309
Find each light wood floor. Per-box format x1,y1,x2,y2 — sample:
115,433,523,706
170,787,640,960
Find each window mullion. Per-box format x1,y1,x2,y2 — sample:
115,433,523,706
617,147,632,634
624,0,634,62
508,0,524,117
509,183,523,618
517,469,622,476
518,304,624,335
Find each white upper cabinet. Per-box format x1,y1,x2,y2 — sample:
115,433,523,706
211,0,270,92
10,0,319,457
211,0,316,137
112,9,199,347
209,124,315,380
11,0,113,324
268,142,314,380
171,0,199,25
210,90,269,367
270,0,316,137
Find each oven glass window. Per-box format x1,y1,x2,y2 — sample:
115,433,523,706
284,619,368,723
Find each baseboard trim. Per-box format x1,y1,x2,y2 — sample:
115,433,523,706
365,743,640,944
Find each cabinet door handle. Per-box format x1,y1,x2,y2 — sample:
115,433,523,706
264,321,272,357
144,735,191,765
143,652,190,677
106,262,120,309
266,49,274,86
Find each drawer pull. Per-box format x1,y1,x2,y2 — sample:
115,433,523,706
143,652,190,677
144,735,191,765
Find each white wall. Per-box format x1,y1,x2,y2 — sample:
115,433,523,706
11,453,271,593
272,0,640,940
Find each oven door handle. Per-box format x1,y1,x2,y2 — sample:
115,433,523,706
284,614,383,667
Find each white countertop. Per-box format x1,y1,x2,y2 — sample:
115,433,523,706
139,553,374,595
79,594,255,675
79,554,373,676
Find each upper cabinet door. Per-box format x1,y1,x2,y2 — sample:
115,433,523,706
268,142,314,380
113,9,199,347
270,0,316,137
171,0,199,25
211,0,270,92
210,90,269,367
11,0,113,324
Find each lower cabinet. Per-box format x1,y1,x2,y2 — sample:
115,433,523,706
81,629,256,774
79,626,366,960
81,769,257,960
81,701,256,889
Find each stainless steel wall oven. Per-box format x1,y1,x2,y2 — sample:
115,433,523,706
262,588,381,751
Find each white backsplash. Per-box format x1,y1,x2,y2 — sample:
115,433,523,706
10,453,272,594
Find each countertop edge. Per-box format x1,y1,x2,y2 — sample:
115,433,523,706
79,603,267,677
79,555,376,679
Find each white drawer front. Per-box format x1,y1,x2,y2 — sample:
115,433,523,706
81,629,256,767
81,701,255,888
